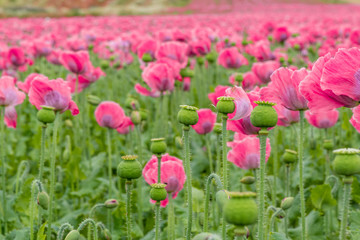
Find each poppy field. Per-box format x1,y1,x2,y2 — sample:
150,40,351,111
1,2,360,240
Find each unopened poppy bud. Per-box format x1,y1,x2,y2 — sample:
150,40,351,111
250,101,278,128
55,183,63,193
276,210,286,219
282,149,298,164
332,148,360,176
142,53,153,63
87,95,101,106
180,68,194,78
37,191,49,210
206,52,216,63
105,199,119,208
279,57,285,64
224,192,258,226
37,106,55,124
293,44,300,51
140,109,148,121
130,111,141,125
231,42,236,47
235,74,243,84
323,139,334,151
117,155,142,180
63,149,70,161
64,230,80,240
113,62,121,69
193,233,222,240
100,60,110,70
288,58,293,65
281,197,294,210
213,123,222,134
224,38,229,44
150,138,167,155
109,56,115,62
125,97,139,110
150,183,167,201
34,66,40,73
240,176,255,185
165,176,179,193
65,119,73,128
217,96,235,114
196,57,204,66
177,105,199,126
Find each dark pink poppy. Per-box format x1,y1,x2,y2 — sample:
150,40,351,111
208,85,228,106
8,47,27,68
191,109,217,134
59,51,91,75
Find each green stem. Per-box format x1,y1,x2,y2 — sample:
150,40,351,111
298,110,307,240
39,125,47,182
203,173,224,232
285,164,291,238
30,180,43,240
155,202,161,240
126,181,132,240
205,135,214,173
221,115,228,189
106,128,113,230
183,126,192,240
135,125,143,230
57,223,74,240
47,113,60,240
216,133,221,177
168,194,175,240
272,128,279,207
90,203,106,218
257,129,268,240
78,218,98,240
340,179,351,240
157,154,161,183
0,107,6,234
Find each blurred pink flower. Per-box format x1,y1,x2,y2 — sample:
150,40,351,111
251,60,280,84
18,73,48,94
208,85,228,105
305,109,339,129
116,117,134,135
94,101,126,129
218,47,248,69
225,86,252,120
350,106,360,133
59,51,91,75
191,108,216,134
156,41,189,68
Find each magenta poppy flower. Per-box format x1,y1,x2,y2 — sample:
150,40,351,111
191,109,217,134
273,26,290,42
251,61,280,84
0,76,26,128
142,154,186,207
18,73,48,94
94,101,126,129
208,85,228,106
262,67,309,111
299,53,357,112
350,106,360,133
190,39,211,56
156,41,189,68
227,134,271,170
217,47,248,69
28,77,79,115
305,109,339,129
225,86,252,120
59,51,91,75
137,39,158,59
116,117,134,135
7,47,27,68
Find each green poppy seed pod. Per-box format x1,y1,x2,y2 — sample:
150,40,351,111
64,119,73,128
231,42,236,47
224,192,258,226
117,155,142,180
140,109,148,121
113,62,121,69
216,96,235,114
104,199,119,209
213,123,222,134
282,149,298,164
279,57,285,64
332,148,360,176
197,57,204,66
240,176,256,185
37,106,55,124
216,190,229,211
281,197,294,210
142,53,153,63
177,105,199,126
250,101,278,128
64,230,80,240
180,68,194,78
206,52,217,63
150,183,167,201
288,58,293,65
34,66,40,73
130,111,141,125
150,138,167,155
323,139,334,151
125,97,140,110
100,60,110,70
37,191,49,210
87,95,101,106
235,74,243,84
109,55,115,62
193,233,222,240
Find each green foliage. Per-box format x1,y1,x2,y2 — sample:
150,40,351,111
310,184,337,211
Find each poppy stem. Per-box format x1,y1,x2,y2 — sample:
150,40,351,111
136,125,143,230
298,110,307,240
155,202,161,240
183,126,192,240
77,218,98,240
257,129,268,240
203,173,223,232
47,112,60,240
340,177,352,240
126,180,133,240
106,128,113,230
285,164,291,238
205,135,214,173
168,194,175,240
39,124,47,182
0,107,7,234
57,223,74,240
221,115,228,189
30,180,43,240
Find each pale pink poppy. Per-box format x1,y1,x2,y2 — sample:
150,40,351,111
156,41,189,68
225,86,252,120
251,61,280,84
305,109,339,129
350,106,360,133
94,101,126,129
18,73,48,94
217,47,248,69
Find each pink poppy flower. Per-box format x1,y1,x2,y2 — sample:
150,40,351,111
156,41,189,68
0,76,26,128
227,135,271,170
137,39,158,59
273,26,290,42
59,51,91,75
275,105,299,127
143,154,186,207
7,47,27,68
299,53,357,112
94,101,126,129
225,86,252,120
190,39,211,56
350,106,360,133
229,72,260,91
28,77,79,115
262,67,308,111
116,117,134,135
191,109,217,134
46,49,62,65
246,40,274,62
305,109,339,129
217,47,248,69
251,61,280,84
18,73,48,94
208,85,228,106
66,66,105,93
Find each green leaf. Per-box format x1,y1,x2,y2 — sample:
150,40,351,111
351,176,360,204
310,184,337,211
36,222,46,240
270,232,289,240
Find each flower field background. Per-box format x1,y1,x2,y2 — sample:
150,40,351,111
1,0,360,240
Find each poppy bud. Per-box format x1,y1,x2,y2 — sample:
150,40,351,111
88,44,94,51
282,149,298,164
64,230,80,240
281,197,294,210
250,101,278,128
323,139,334,151
37,106,55,124
87,95,101,106
130,111,141,125
64,119,73,128
150,183,167,202
113,62,121,69
216,96,235,114
104,199,119,209
100,60,109,70
215,190,229,211
140,109,148,121
177,105,199,126
150,138,167,155
37,191,49,210
332,148,360,176
117,155,142,180
235,74,243,84
205,52,216,63
125,97,139,110
142,53,153,63
180,68,194,78
213,123,222,134
240,176,256,185
196,57,204,66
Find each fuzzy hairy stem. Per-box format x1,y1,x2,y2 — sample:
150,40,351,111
136,125,143,230
221,115,228,190
205,135,214,173
298,110,307,240
285,164,291,238
126,181,132,240
168,195,175,240
1,107,7,234
15,160,30,195
340,180,351,240
106,128,113,231
183,126,193,240
30,180,43,240
155,202,161,240
78,218,98,240
57,223,74,240
39,124,47,182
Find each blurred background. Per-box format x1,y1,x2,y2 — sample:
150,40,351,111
0,0,358,17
